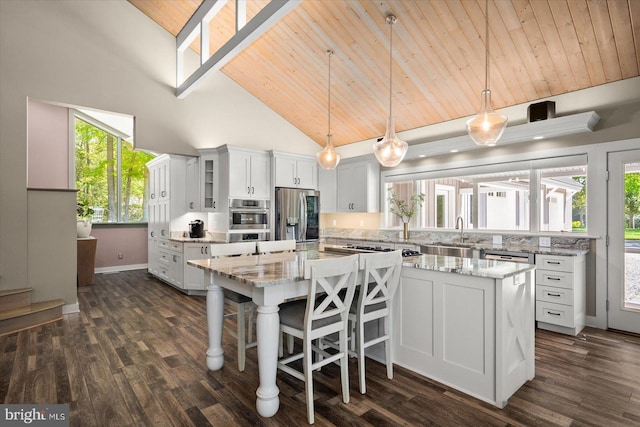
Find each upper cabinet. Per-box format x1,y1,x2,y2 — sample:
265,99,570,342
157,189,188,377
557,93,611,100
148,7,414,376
336,159,380,212
318,168,337,213
219,146,270,201
199,149,219,211
185,157,200,212
272,152,318,189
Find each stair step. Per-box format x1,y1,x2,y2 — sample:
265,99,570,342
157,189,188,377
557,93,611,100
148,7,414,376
0,299,64,336
0,288,32,311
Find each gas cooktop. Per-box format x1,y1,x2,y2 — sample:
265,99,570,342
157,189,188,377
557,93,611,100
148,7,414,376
324,244,421,258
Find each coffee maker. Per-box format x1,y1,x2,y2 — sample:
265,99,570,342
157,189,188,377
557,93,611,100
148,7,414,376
189,219,205,238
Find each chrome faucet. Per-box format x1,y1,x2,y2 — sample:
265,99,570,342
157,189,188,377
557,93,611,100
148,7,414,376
455,216,464,243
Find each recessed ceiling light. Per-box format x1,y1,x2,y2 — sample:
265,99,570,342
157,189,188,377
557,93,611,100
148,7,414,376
450,149,459,153
533,136,544,140
418,154,427,158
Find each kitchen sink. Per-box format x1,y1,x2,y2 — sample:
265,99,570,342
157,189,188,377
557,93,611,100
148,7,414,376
419,244,476,258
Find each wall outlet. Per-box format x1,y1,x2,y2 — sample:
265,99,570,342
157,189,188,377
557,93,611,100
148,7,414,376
359,220,364,227
539,237,551,247
332,219,337,226
117,253,124,259
492,235,502,245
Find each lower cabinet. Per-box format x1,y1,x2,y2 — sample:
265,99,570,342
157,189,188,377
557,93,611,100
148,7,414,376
150,241,210,295
183,243,211,291
535,254,586,336
394,266,535,408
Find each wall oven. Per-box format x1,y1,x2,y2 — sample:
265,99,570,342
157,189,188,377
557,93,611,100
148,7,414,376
229,199,270,230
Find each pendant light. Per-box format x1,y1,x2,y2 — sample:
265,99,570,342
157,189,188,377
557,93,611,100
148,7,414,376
466,0,507,146
317,50,341,170
373,14,408,168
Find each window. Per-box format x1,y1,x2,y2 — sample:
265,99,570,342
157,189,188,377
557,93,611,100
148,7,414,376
539,165,587,232
383,157,587,233
74,115,154,223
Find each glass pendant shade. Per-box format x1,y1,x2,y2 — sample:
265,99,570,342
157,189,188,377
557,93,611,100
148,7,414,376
466,89,508,146
373,116,408,167
317,134,340,170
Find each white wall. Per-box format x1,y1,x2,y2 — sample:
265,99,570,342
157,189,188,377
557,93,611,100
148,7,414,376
0,0,320,291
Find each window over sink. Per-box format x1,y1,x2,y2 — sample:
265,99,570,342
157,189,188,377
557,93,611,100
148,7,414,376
384,155,587,233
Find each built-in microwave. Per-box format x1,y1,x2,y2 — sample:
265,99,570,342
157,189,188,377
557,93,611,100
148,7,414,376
229,199,270,230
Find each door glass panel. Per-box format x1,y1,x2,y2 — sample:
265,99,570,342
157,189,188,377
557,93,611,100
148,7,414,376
624,162,640,310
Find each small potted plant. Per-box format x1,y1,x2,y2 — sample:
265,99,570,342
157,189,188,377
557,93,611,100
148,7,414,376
77,199,94,238
388,188,424,240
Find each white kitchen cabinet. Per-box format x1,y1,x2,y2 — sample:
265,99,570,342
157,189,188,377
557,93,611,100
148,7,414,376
535,253,586,336
199,150,219,211
185,157,200,212
395,266,535,408
318,168,336,213
336,160,379,212
273,153,318,189
147,154,189,279
220,146,271,201
183,243,211,290
158,241,183,288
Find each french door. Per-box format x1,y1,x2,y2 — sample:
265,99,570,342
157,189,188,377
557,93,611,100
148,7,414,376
607,150,640,333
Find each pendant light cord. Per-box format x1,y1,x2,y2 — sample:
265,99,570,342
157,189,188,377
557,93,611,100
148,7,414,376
388,15,394,117
327,50,332,138
484,0,489,92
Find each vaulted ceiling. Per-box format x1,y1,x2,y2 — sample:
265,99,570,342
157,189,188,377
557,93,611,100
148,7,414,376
129,0,640,147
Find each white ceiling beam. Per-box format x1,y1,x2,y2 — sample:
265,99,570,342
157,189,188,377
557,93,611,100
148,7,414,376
177,0,227,50
236,0,247,31
177,0,299,99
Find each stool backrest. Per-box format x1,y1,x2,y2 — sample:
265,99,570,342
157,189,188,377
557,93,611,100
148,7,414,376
210,241,256,258
304,254,359,339
357,250,403,314
257,239,296,254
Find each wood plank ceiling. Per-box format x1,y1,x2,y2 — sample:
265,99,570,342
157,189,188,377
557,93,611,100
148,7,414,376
128,0,640,148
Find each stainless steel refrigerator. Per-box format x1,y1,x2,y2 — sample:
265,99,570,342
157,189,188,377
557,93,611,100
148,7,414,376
274,187,320,242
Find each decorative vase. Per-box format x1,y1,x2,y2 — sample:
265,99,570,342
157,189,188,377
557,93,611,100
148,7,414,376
403,222,409,240
77,220,92,238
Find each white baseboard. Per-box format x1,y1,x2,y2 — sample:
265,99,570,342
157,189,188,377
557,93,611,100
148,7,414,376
63,303,79,314
95,263,148,274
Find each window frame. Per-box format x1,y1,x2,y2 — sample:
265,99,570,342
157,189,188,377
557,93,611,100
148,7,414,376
381,153,588,233
70,109,150,224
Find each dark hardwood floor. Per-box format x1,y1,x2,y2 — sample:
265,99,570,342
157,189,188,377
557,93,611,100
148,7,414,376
2,269,640,426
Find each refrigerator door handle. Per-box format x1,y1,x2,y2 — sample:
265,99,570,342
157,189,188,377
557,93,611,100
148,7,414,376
299,191,307,241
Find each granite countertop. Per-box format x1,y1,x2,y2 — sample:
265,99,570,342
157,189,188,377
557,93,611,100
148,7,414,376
402,254,534,279
187,248,533,287
333,237,589,256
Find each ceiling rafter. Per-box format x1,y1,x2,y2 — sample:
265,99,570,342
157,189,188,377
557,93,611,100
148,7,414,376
176,0,299,98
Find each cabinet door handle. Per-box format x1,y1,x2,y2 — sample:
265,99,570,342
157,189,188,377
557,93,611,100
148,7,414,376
251,187,255,194
150,231,155,237
200,247,204,254
205,246,208,254
213,201,216,209
151,193,156,199
161,229,166,236
189,202,194,209
161,191,167,197
247,186,251,194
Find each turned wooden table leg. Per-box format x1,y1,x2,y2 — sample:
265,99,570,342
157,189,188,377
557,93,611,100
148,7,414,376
255,304,280,417
206,275,225,371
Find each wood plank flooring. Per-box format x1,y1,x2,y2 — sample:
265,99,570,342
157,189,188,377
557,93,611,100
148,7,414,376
1,269,640,426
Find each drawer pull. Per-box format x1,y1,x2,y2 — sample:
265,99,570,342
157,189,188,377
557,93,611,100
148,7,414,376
547,293,561,297
546,261,561,265
547,276,561,281
546,311,561,316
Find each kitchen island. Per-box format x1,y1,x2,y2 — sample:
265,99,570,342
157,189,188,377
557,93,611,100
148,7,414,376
188,247,535,417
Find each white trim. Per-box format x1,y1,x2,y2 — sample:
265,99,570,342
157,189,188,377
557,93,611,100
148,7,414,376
63,303,80,314
95,264,148,274
68,109,76,189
